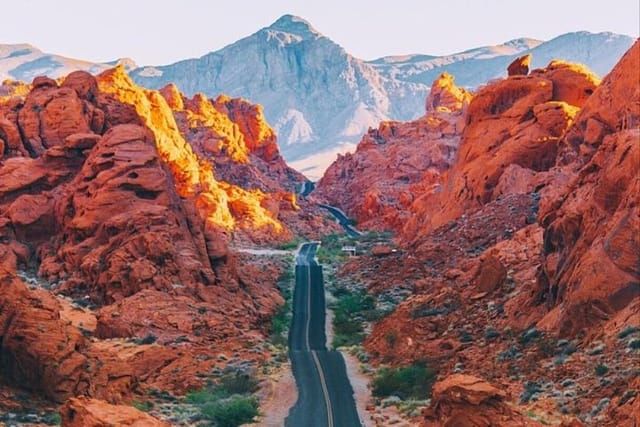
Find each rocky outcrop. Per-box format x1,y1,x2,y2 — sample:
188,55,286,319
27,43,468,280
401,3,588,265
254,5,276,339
404,60,599,240
508,54,532,76
422,375,538,427
61,397,169,427
315,73,470,231
536,40,640,336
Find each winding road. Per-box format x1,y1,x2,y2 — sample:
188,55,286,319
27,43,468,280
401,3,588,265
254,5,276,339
318,204,362,238
285,243,362,427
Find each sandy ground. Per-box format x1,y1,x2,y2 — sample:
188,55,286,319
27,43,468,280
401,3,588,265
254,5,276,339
251,362,298,427
343,352,375,427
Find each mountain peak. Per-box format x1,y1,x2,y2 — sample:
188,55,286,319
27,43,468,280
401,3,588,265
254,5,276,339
268,14,319,36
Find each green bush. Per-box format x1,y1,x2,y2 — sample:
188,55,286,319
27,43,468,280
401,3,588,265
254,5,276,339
131,400,152,412
41,412,61,426
372,363,437,400
219,371,259,396
201,396,259,427
594,363,609,377
617,326,639,339
331,288,375,348
278,238,301,250
185,370,258,405
185,387,226,404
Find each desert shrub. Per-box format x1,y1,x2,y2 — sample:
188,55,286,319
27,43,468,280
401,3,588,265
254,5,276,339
332,288,375,348
133,333,157,345
459,331,473,343
594,363,609,377
219,371,259,396
519,328,541,346
520,381,542,403
617,326,640,339
131,400,152,412
41,412,61,426
484,327,501,340
384,332,398,348
201,396,259,427
372,363,437,400
278,238,301,250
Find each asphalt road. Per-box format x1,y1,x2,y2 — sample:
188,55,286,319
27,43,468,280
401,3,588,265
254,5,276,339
318,204,362,237
285,243,362,427
300,181,316,198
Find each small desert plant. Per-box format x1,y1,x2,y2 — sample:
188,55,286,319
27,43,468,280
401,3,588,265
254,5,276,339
132,399,152,412
201,396,259,427
520,381,542,403
617,326,640,339
41,412,62,426
372,363,437,400
133,333,157,345
594,363,609,377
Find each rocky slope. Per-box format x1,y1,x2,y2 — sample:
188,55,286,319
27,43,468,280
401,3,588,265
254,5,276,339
314,72,471,231
0,68,330,423
330,41,639,426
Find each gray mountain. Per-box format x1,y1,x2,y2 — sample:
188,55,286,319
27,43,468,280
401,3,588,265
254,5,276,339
0,44,136,81
372,31,634,90
130,15,428,177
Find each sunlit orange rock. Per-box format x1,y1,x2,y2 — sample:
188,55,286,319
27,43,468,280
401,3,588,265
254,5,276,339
97,66,285,235
61,397,169,427
403,59,596,240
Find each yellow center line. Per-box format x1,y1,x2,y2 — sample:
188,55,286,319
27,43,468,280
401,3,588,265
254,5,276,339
303,243,334,427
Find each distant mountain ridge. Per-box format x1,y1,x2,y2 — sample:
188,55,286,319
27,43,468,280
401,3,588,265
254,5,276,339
0,43,136,81
1,17,635,178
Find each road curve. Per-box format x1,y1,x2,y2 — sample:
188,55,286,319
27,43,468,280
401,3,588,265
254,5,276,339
285,243,362,427
317,204,362,237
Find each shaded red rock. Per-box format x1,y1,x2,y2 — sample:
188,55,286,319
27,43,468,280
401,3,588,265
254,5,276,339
61,397,169,427
472,254,506,294
508,54,532,76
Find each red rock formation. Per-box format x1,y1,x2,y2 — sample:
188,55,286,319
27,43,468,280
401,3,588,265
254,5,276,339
422,374,540,427
404,60,598,240
315,73,470,231
508,54,532,76
0,66,331,412
61,397,169,427
330,43,638,425
536,40,640,336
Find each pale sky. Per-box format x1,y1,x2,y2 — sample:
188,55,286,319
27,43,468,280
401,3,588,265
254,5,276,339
1,0,638,66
